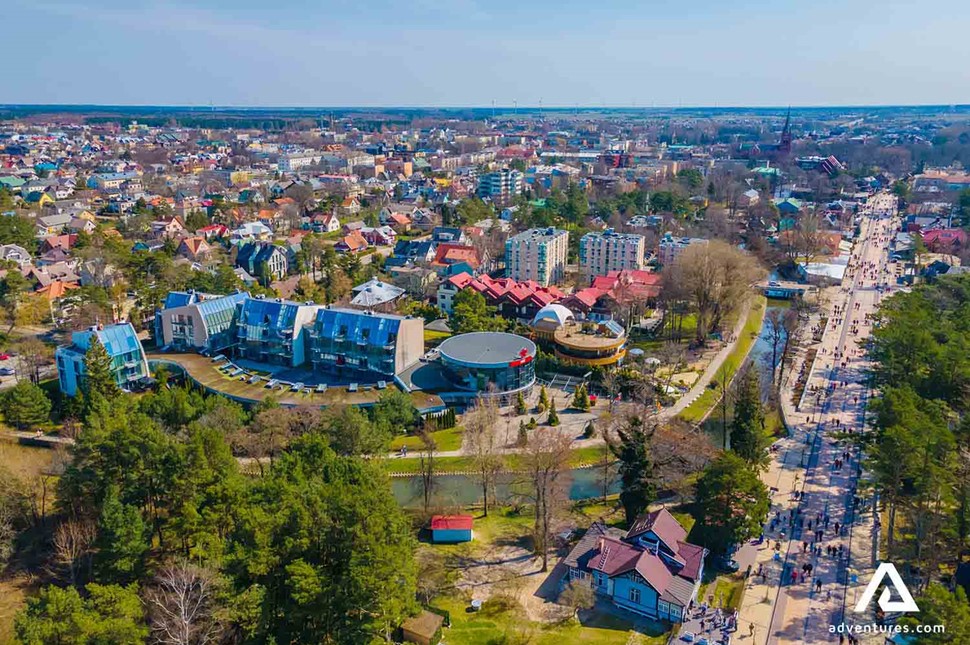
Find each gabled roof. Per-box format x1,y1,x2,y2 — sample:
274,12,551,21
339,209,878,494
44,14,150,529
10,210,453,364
626,508,688,548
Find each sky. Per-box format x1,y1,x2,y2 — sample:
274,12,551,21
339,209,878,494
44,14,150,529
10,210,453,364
3,0,969,107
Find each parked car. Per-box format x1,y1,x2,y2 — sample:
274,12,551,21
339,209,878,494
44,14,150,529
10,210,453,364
0,367,15,376
0,353,10,360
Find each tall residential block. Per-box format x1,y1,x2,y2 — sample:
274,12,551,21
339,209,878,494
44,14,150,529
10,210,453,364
504,227,569,287
579,229,646,279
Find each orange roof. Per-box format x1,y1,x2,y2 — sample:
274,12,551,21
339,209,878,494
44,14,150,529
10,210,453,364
180,237,209,255
36,280,79,300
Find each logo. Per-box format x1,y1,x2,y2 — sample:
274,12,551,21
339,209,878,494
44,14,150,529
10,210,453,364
854,563,919,614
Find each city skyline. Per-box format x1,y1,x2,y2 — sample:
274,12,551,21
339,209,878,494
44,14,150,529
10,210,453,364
4,0,969,107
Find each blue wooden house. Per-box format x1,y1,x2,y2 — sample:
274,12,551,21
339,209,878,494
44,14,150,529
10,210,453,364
562,509,706,622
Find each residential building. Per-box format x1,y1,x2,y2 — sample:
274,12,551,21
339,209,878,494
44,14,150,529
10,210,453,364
56,323,150,396
234,296,321,367
477,168,523,203
307,307,424,379
579,229,646,279
236,242,288,281
504,227,569,287
154,290,249,352
658,233,708,267
0,244,32,267
350,278,406,311
437,272,564,319
562,508,706,622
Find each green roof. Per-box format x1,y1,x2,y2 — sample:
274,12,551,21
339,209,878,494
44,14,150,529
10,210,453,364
0,176,26,188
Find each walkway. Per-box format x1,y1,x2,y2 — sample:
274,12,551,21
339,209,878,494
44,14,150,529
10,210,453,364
661,295,761,419
735,192,898,644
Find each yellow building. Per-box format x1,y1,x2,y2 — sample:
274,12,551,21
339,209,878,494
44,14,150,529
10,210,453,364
530,304,626,367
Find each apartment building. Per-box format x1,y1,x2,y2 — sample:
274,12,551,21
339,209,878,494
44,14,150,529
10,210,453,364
56,323,149,396
658,232,708,267
154,290,249,352
477,168,523,203
307,307,424,379
579,229,646,280
234,296,322,367
504,228,569,287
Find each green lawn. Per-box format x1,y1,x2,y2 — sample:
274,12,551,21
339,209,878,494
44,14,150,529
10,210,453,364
629,314,699,353
385,444,612,475
433,592,666,645
678,296,767,424
423,329,452,343
390,426,464,452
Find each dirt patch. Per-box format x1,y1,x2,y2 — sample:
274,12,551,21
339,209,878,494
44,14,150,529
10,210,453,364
0,575,32,644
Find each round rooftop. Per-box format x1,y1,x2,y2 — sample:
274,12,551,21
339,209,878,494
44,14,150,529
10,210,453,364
438,332,537,368
531,303,575,328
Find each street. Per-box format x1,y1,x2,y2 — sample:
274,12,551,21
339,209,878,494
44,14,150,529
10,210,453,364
734,192,900,644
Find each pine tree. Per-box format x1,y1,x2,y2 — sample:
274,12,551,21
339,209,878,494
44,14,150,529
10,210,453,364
515,391,527,415
517,420,528,447
94,487,149,585
537,385,549,413
730,370,768,465
571,384,591,411
2,380,51,431
83,339,119,402
547,398,560,426
609,417,657,526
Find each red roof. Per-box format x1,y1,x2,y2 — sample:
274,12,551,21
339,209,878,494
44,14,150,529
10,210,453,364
430,515,473,531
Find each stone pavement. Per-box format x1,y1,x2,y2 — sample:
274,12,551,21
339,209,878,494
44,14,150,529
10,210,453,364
736,193,899,644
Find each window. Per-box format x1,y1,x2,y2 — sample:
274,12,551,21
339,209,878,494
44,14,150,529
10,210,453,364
629,587,641,604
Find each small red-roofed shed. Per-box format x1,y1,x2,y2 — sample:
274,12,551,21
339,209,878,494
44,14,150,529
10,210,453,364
430,515,474,543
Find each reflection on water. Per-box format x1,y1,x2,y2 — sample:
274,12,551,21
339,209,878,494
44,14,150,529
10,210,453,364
391,467,620,508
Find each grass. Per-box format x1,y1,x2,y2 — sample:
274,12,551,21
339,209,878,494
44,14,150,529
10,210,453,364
390,426,464,452
385,443,612,475
629,314,699,353
433,593,664,645
0,577,30,645
678,295,767,424
423,329,452,344
710,574,746,612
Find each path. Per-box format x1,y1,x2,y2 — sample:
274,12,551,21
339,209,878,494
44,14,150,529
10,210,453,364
735,191,899,644
661,295,759,419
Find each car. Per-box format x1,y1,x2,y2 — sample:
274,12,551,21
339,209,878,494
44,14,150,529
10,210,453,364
0,353,9,360
715,555,741,572
681,633,696,643
0,367,15,376
768,280,780,287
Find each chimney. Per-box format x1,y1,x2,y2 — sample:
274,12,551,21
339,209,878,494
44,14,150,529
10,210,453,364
598,538,605,552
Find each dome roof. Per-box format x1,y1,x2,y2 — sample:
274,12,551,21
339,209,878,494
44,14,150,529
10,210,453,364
531,304,575,328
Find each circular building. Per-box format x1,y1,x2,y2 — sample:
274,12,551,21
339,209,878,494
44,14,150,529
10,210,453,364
438,332,536,401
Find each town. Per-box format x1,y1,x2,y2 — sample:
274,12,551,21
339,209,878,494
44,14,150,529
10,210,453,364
0,103,969,645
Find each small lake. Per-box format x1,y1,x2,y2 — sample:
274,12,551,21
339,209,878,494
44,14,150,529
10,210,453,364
391,466,620,508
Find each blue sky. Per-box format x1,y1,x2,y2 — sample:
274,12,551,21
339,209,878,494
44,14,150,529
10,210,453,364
3,0,968,107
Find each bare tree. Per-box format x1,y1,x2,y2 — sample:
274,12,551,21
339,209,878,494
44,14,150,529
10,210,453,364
144,560,225,645
522,431,573,572
465,396,504,517
778,308,800,388
15,337,54,384
665,240,764,344
52,518,96,586
418,428,437,516
763,309,787,385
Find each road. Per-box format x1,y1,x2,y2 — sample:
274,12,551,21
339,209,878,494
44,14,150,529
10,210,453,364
734,192,900,644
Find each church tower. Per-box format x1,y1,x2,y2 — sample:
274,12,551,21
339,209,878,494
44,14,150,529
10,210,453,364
780,107,793,155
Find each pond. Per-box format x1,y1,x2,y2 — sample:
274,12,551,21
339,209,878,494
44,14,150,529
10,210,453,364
391,466,620,508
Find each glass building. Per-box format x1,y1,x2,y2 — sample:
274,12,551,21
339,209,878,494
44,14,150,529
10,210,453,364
437,332,536,399
56,323,149,396
308,307,424,379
